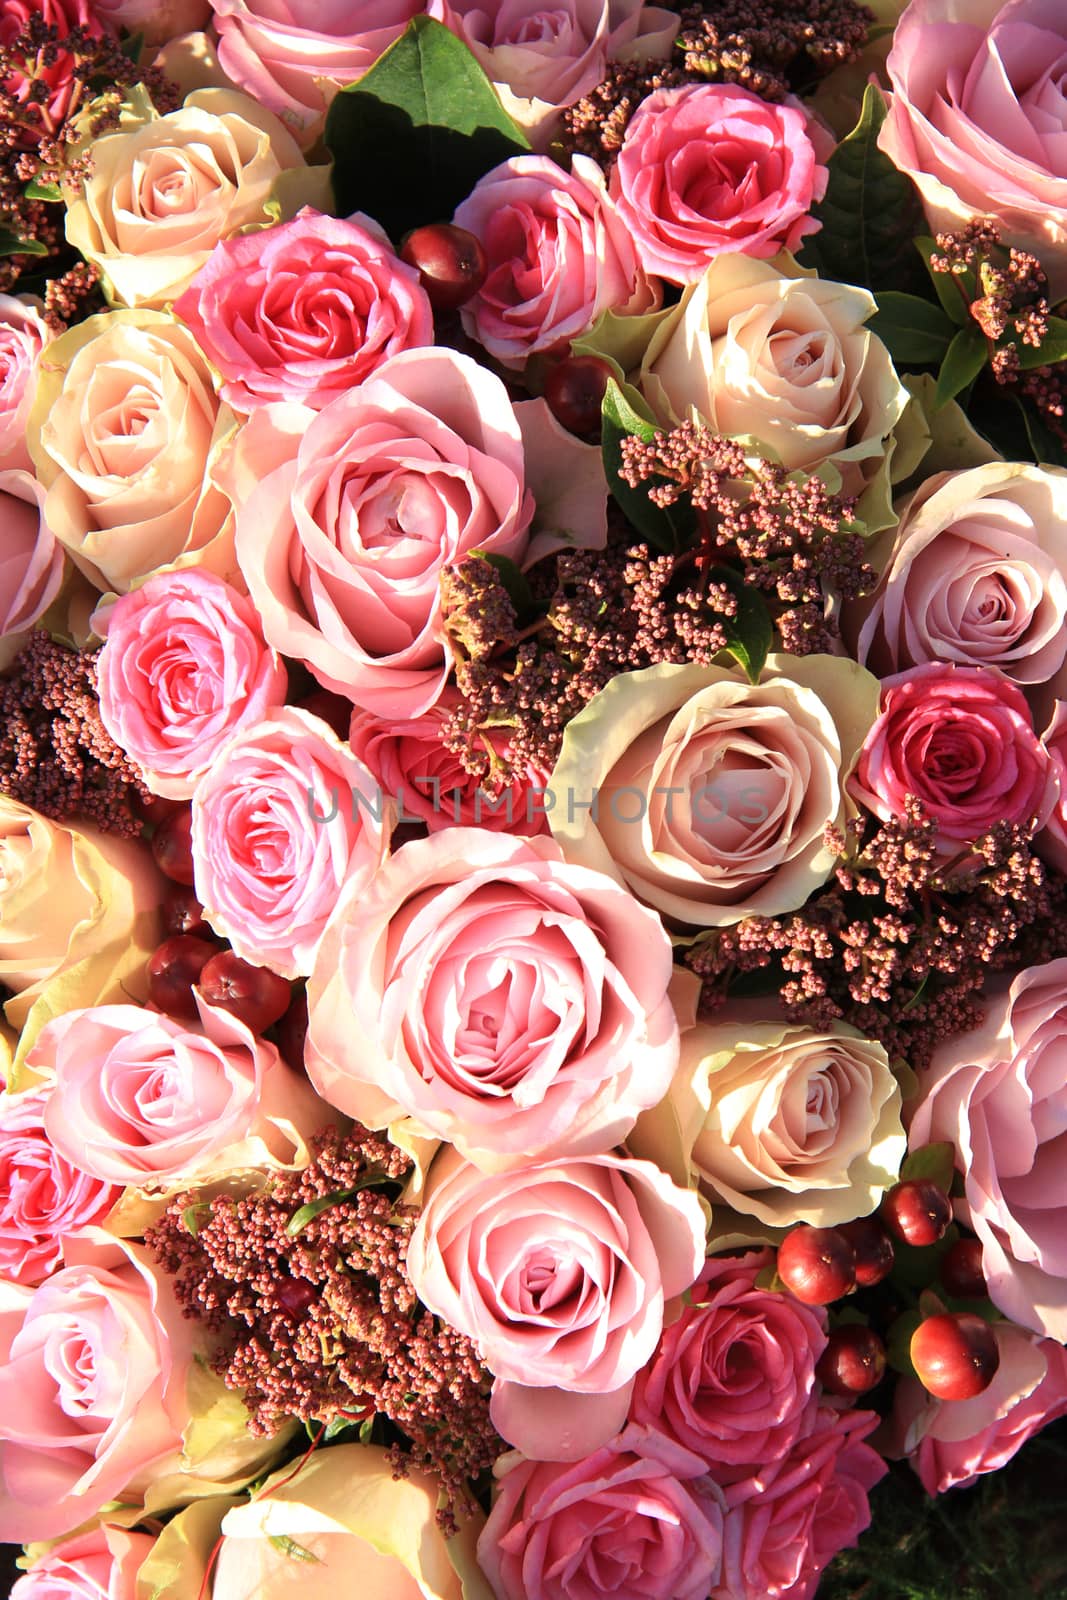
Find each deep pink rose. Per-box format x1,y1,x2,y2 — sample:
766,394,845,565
850,663,1057,855
191,706,390,979
0,1085,119,1287
1038,699,1067,872
717,1407,886,1600
95,568,287,801
611,84,828,284
173,209,433,414
0,294,51,472
478,1424,725,1600
305,829,680,1170
879,0,1067,292
0,471,64,642
453,154,659,368
228,348,533,718
211,0,420,146
11,1521,154,1600
0,0,106,144
909,957,1067,1341
629,1249,828,1481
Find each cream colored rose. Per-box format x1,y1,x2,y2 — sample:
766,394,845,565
63,87,326,310
549,655,880,928
26,310,237,594
634,1018,905,1227
637,254,909,531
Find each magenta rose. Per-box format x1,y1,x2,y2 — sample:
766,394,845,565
629,1249,827,1481
0,0,106,144
611,84,828,285
95,568,287,801
173,209,433,414
850,663,1057,855
305,829,680,1170
0,295,51,472
0,471,64,644
478,1424,725,1600
909,957,1067,1342
0,1084,119,1287
228,347,532,718
191,706,390,979
453,153,659,368
11,1521,154,1600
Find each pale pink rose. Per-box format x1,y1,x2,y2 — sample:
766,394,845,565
478,1424,726,1600
305,829,680,1170
879,0,1067,293
95,569,287,801
453,153,660,368
11,1521,154,1600
89,0,211,45
612,84,827,285
1037,699,1067,871
0,1084,120,1287
0,295,51,471
890,1322,1067,1496
850,663,1057,855
28,995,324,1186
717,1407,886,1600
629,1250,828,1480
0,471,64,641
849,464,1067,686
191,707,390,979
173,209,433,414
407,1145,706,1459
909,957,1067,1341
211,0,420,147
228,348,532,718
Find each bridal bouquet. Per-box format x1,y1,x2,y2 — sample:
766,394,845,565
3,0,1067,1596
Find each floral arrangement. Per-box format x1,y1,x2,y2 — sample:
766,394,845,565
3,1,1067,1597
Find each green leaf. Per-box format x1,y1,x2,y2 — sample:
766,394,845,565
886,1308,922,1378
933,325,987,410
890,1223,959,1289
900,1141,956,1193
914,236,971,325
0,225,48,257
23,179,62,202
182,1202,213,1238
325,16,529,240
1018,396,1067,468
1016,314,1067,369
869,292,956,366
286,1173,387,1237
600,378,692,551
706,563,771,684
796,83,927,293
119,28,144,62
267,1536,322,1564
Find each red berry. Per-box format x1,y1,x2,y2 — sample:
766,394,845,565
400,223,487,311
777,1225,856,1305
275,986,309,1072
133,790,184,827
151,807,195,885
543,355,615,437
838,1216,895,1287
198,951,291,1035
162,883,212,940
881,1179,953,1247
910,1312,1000,1401
275,1278,317,1318
816,1324,887,1396
147,934,216,1019
939,1237,987,1299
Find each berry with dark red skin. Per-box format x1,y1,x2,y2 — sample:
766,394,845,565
400,223,487,311
147,934,216,1019
910,1312,1000,1401
275,1278,317,1319
939,1237,988,1299
838,1216,895,1287
162,884,212,940
816,1324,887,1396
151,807,195,885
198,951,291,1035
133,790,185,827
881,1179,953,1248
544,355,615,437
777,1225,856,1305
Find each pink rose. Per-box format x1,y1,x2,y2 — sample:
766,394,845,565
0,0,106,145
0,1084,119,1287
95,568,287,801
1037,699,1067,871
211,0,420,146
11,1521,154,1600
406,1145,706,1459
191,707,390,979
909,957,1067,1341
305,829,680,1170
478,1424,726,1600
453,154,659,368
879,0,1067,292
850,663,1057,855
0,295,51,472
611,84,828,285
28,995,324,1186
173,209,433,414
228,348,532,718
629,1250,828,1481
0,471,64,642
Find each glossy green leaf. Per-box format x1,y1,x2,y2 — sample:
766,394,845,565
600,378,692,551
706,563,772,684
0,226,48,257
900,1141,956,1193
1017,314,1067,369
914,235,971,325
933,325,987,410
886,1308,922,1378
869,291,956,365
